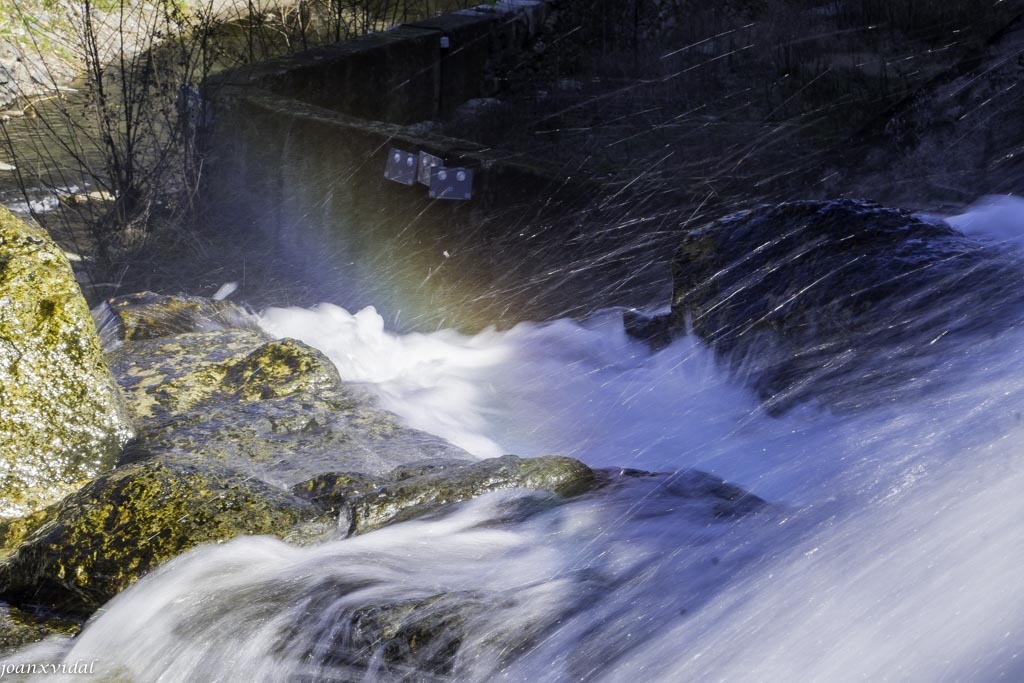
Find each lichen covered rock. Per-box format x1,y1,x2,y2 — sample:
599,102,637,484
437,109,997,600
0,208,133,518
0,460,322,615
104,296,472,484
95,291,260,347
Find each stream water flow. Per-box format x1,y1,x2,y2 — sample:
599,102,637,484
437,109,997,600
7,196,1024,681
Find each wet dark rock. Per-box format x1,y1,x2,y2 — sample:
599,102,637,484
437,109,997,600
311,592,487,680
623,309,673,351
0,602,80,654
291,471,387,512
295,454,596,535
669,199,1024,411
0,460,322,616
594,467,768,519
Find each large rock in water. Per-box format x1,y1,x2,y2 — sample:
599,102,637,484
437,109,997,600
0,208,133,518
668,199,1024,411
0,459,324,615
0,292,474,619
0,288,764,649
98,292,473,485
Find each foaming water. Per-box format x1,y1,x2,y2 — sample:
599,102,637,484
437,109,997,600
259,304,839,500
14,198,1024,681
26,320,1024,681
942,194,1024,248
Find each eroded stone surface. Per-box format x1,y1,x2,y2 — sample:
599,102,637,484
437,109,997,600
107,327,472,485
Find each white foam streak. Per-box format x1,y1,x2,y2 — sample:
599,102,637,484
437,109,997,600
52,485,770,683
622,449,1024,683
942,194,1024,247
260,303,513,456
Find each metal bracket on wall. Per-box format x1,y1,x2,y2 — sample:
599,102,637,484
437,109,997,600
384,147,473,200
417,151,443,186
429,167,473,200
384,148,418,185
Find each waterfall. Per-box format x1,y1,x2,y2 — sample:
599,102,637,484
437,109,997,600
9,196,1024,682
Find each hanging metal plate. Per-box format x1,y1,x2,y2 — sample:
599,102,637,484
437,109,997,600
384,148,418,185
429,167,473,200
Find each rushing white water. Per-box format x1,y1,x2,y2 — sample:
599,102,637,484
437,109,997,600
11,197,1024,682
943,195,1024,248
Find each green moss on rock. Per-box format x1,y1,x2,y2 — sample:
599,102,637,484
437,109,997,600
221,337,344,401
0,460,321,616
0,208,134,519
0,509,49,562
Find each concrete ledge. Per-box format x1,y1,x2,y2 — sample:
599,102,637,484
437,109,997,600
206,1,551,124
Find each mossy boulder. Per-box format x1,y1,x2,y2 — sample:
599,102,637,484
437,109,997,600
295,454,596,535
0,208,134,518
0,460,322,616
669,199,1024,410
103,294,472,485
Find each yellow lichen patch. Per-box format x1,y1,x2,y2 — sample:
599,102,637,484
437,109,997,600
107,329,271,423
220,338,342,401
0,460,322,615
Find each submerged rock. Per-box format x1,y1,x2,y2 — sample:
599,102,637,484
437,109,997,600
0,459,322,615
669,199,1024,411
622,309,672,351
0,207,133,518
605,467,768,518
295,454,596,535
270,467,766,680
309,591,489,679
